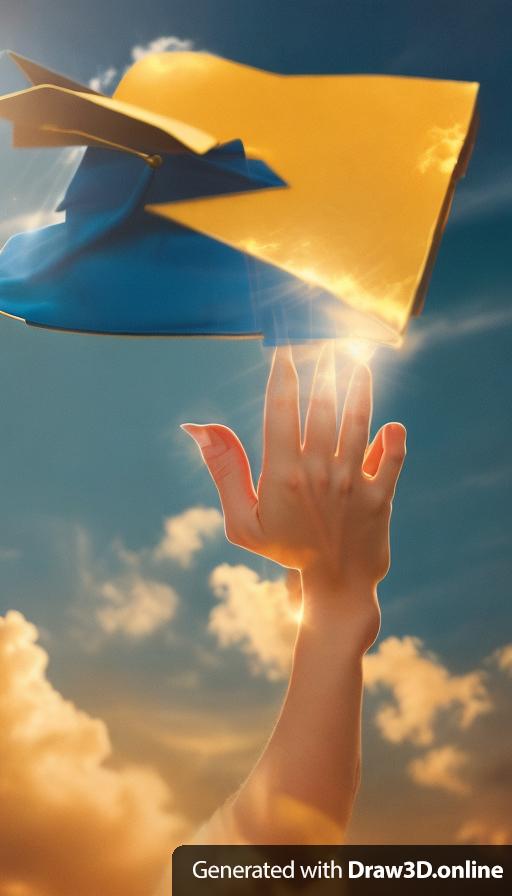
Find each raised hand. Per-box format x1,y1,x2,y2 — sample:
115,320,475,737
182,344,406,650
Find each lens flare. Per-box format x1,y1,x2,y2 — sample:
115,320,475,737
338,337,376,364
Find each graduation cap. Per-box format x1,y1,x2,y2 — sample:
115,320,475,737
0,50,478,345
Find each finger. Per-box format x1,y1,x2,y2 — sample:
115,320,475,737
263,346,301,468
374,422,407,498
336,363,372,471
303,342,337,457
181,423,262,543
363,426,385,478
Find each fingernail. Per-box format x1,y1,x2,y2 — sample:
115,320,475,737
387,423,407,450
180,423,212,449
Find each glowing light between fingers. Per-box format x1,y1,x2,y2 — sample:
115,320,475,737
338,337,376,364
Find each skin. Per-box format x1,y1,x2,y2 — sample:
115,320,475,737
181,344,406,845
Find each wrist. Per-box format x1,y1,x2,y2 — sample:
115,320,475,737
299,569,380,655
300,565,377,606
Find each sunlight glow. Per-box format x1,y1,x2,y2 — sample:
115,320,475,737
290,605,304,625
338,337,376,364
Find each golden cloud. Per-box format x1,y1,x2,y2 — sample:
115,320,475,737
494,643,512,674
153,506,223,567
364,636,492,745
208,564,297,680
0,611,185,896
457,821,511,846
97,574,179,638
408,745,469,795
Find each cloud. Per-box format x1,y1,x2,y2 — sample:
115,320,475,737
158,727,261,760
67,527,180,644
408,745,470,795
456,821,511,846
405,304,512,355
154,506,223,567
87,35,195,97
131,36,194,61
364,636,491,745
355,637,512,841
96,574,179,639
0,611,185,896
88,65,118,93
70,507,223,644
208,564,297,680
451,168,512,224
493,644,512,674
417,124,466,175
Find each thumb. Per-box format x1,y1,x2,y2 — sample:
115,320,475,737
180,423,260,544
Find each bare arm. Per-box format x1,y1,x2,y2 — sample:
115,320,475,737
182,345,406,844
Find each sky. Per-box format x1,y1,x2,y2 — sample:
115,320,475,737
0,1,511,894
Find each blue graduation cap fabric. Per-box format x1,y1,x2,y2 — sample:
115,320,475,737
0,140,344,344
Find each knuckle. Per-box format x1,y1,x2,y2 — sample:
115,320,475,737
335,471,355,495
310,461,330,491
270,466,304,492
284,467,305,491
316,469,330,492
370,486,390,512
210,456,233,482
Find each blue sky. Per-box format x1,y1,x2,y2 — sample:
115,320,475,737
0,3,511,891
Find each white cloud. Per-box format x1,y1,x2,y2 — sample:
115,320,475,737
0,610,185,896
131,36,194,62
406,304,512,355
208,564,297,680
451,168,512,224
86,35,195,99
154,506,223,567
417,124,466,175
88,65,118,93
364,636,491,746
408,745,469,795
71,507,223,643
96,574,179,639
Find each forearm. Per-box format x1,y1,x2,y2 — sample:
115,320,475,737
223,579,374,845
